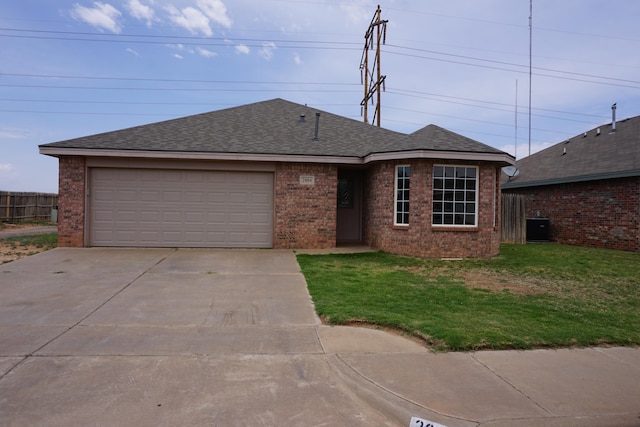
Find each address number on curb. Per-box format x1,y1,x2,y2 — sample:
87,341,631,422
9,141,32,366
409,417,447,427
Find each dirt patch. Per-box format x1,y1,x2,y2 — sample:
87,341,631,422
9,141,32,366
462,269,550,295
0,240,50,264
0,224,56,264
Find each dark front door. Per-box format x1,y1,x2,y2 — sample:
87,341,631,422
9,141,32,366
336,170,362,244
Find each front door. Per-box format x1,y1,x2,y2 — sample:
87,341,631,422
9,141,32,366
336,170,362,244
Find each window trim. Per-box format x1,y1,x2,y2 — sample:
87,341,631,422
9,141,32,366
394,164,411,226
431,164,479,228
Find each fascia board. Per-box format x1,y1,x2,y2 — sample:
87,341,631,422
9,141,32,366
39,147,515,166
502,169,640,189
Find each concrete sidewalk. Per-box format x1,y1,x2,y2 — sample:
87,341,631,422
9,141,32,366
0,248,639,426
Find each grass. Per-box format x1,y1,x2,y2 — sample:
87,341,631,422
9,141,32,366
1,232,59,249
297,244,640,352
0,232,58,263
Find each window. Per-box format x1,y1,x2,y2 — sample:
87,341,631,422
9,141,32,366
432,165,478,226
395,165,410,225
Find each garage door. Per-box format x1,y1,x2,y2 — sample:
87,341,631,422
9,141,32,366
90,168,273,247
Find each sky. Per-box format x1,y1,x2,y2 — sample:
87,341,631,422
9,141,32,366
2,0,640,193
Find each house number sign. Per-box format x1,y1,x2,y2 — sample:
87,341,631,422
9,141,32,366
409,417,447,427
299,175,315,185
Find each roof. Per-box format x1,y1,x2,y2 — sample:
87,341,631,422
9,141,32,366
40,98,513,165
503,114,640,189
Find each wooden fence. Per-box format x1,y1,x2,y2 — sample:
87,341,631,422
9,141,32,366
501,193,527,244
0,192,58,223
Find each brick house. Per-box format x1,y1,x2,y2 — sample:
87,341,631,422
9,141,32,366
502,113,640,252
39,98,514,258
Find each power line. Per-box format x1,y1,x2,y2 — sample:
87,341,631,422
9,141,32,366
0,72,359,86
3,27,639,91
386,90,604,125
385,105,578,136
0,84,360,93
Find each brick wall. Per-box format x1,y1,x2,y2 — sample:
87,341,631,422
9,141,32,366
363,160,501,258
505,177,640,252
57,156,86,247
273,162,337,249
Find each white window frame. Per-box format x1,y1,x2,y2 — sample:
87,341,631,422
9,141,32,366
394,165,410,226
432,165,479,227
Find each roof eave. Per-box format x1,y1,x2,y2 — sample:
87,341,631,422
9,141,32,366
39,146,515,166
38,147,364,165
502,168,640,189
365,149,515,165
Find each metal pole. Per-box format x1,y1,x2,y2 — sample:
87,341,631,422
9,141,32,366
515,79,518,160
528,0,532,156
376,5,382,127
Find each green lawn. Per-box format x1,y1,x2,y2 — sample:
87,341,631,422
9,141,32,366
297,244,640,351
1,232,58,249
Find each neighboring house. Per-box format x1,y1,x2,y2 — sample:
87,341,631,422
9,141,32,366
39,98,514,258
502,113,640,252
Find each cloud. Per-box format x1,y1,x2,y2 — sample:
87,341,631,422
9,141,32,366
0,163,14,173
293,52,302,65
196,47,217,57
126,48,140,56
173,54,184,59
339,0,375,25
258,41,277,60
167,5,212,36
0,130,27,140
125,0,156,27
197,0,232,28
235,44,249,55
71,2,122,33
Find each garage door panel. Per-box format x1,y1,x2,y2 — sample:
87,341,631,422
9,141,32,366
163,191,183,203
140,191,160,202
90,168,273,248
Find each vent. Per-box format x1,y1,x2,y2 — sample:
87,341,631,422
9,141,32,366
313,112,320,141
610,102,617,134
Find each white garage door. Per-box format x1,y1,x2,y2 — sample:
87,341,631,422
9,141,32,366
90,168,273,247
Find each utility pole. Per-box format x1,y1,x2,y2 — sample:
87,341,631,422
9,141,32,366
528,0,533,156
360,5,387,127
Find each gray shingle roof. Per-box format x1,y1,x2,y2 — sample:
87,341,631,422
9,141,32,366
41,98,509,159
503,115,640,188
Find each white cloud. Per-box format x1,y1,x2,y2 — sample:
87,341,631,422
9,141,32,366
197,0,232,28
126,48,140,56
173,54,184,59
339,0,374,25
293,52,302,65
258,41,277,61
196,47,217,57
125,0,156,27
0,163,14,173
71,2,122,33
0,131,26,140
235,44,249,55
167,6,212,36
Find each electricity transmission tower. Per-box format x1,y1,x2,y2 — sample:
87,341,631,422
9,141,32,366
360,5,388,127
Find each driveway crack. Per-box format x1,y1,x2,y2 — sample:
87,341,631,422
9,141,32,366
1,249,177,379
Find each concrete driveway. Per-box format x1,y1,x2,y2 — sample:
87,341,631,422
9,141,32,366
1,248,639,426
0,248,420,426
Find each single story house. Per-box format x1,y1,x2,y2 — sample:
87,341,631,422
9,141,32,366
40,98,514,258
502,112,640,252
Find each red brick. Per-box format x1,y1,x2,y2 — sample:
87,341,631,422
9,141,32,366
504,177,640,252
57,156,85,247
363,160,501,258
273,163,337,249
